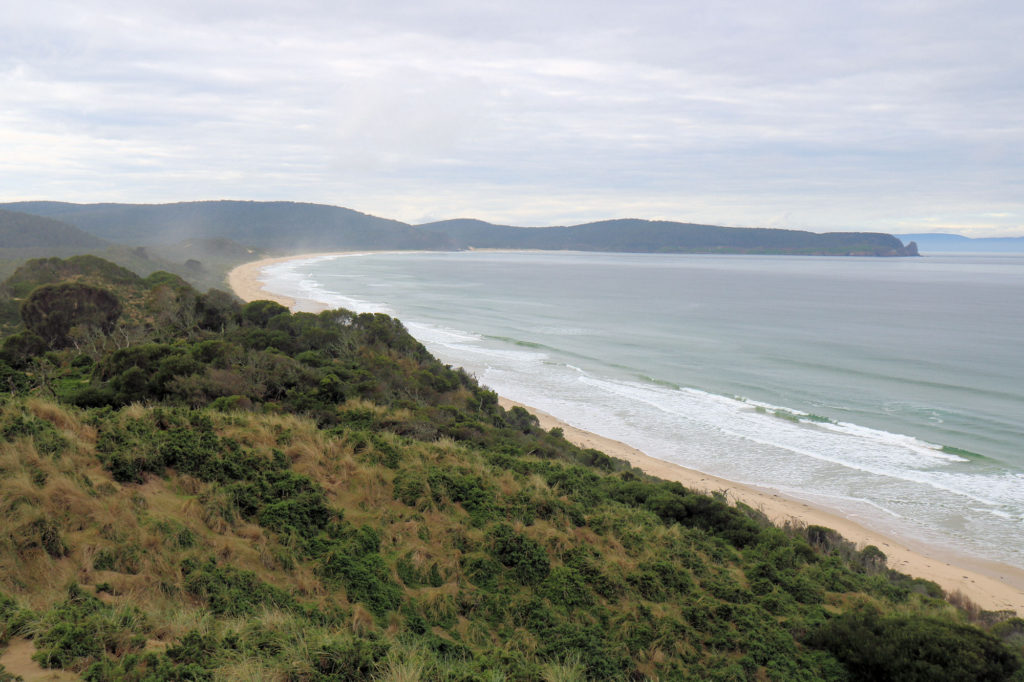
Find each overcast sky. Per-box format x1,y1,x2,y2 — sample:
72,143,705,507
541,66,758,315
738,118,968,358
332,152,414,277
2,1,1022,235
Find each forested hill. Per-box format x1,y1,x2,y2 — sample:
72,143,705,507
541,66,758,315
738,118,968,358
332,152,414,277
418,218,919,256
3,201,918,256
0,255,1019,680
0,209,107,250
2,201,454,251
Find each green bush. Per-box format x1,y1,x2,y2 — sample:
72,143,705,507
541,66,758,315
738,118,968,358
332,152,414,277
1,413,68,456
32,584,146,671
392,468,426,507
540,566,593,608
0,592,34,646
461,554,503,590
487,524,550,585
0,331,47,368
182,559,295,617
309,635,389,681
318,551,401,617
807,610,1022,681
15,518,68,558
92,545,142,574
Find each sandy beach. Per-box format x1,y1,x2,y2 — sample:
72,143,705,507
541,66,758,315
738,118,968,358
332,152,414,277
227,252,336,312
227,255,1024,615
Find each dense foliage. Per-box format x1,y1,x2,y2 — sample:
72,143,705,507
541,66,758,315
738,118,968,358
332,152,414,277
0,256,1018,680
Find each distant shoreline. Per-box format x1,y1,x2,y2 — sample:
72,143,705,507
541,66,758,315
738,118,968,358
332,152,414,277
227,253,1024,615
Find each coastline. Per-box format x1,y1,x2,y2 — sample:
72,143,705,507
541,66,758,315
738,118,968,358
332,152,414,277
227,254,1024,615
226,252,339,312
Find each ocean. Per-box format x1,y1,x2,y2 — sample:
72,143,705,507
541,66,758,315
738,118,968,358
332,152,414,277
258,251,1024,569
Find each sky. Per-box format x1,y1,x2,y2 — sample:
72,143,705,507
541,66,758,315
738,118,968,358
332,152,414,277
2,1,1023,236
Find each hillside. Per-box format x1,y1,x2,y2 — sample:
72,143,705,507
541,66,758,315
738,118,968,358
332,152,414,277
0,206,263,295
0,256,1020,680
0,209,107,251
2,201,454,251
418,218,919,256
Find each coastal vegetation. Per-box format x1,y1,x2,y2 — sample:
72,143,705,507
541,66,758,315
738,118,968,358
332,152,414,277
0,255,1019,680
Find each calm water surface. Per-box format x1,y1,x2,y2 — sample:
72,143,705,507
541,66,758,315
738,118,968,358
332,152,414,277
260,252,1024,568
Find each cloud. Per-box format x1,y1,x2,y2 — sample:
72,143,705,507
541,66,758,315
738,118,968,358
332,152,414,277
1,0,1023,235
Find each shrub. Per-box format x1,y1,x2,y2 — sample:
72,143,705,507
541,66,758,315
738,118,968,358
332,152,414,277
0,592,34,645
392,469,426,507
318,551,401,617
92,545,142,574
240,300,290,327
462,554,503,590
32,584,146,671
1,413,68,456
310,635,390,681
182,559,295,616
540,566,593,608
0,331,47,368
487,524,550,585
807,610,1022,681
13,518,68,558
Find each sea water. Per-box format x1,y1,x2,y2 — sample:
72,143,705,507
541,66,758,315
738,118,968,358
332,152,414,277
259,251,1024,568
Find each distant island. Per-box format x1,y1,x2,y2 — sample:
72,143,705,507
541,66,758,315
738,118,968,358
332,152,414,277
2,200,918,257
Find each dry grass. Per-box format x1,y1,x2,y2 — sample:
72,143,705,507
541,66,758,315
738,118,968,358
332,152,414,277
120,403,148,420
216,658,287,682
349,470,390,511
351,604,375,636
0,470,45,516
284,439,322,478
41,476,95,526
372,643,429,682
26,398,96,444
289,566,326,600
540,651,586,682
493,469,522,497
947,589,983,622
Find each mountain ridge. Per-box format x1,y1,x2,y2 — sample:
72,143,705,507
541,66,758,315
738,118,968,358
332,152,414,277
0,209,108,250
1,200,454,252
420,217,918,256
2,200,918,256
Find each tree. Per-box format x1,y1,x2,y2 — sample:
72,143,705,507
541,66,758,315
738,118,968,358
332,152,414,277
20,283,122,348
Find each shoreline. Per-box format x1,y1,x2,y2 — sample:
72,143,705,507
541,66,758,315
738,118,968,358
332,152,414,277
227,254,1024,615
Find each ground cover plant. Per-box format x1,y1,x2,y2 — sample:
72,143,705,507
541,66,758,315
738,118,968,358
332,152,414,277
0,256,1021,680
